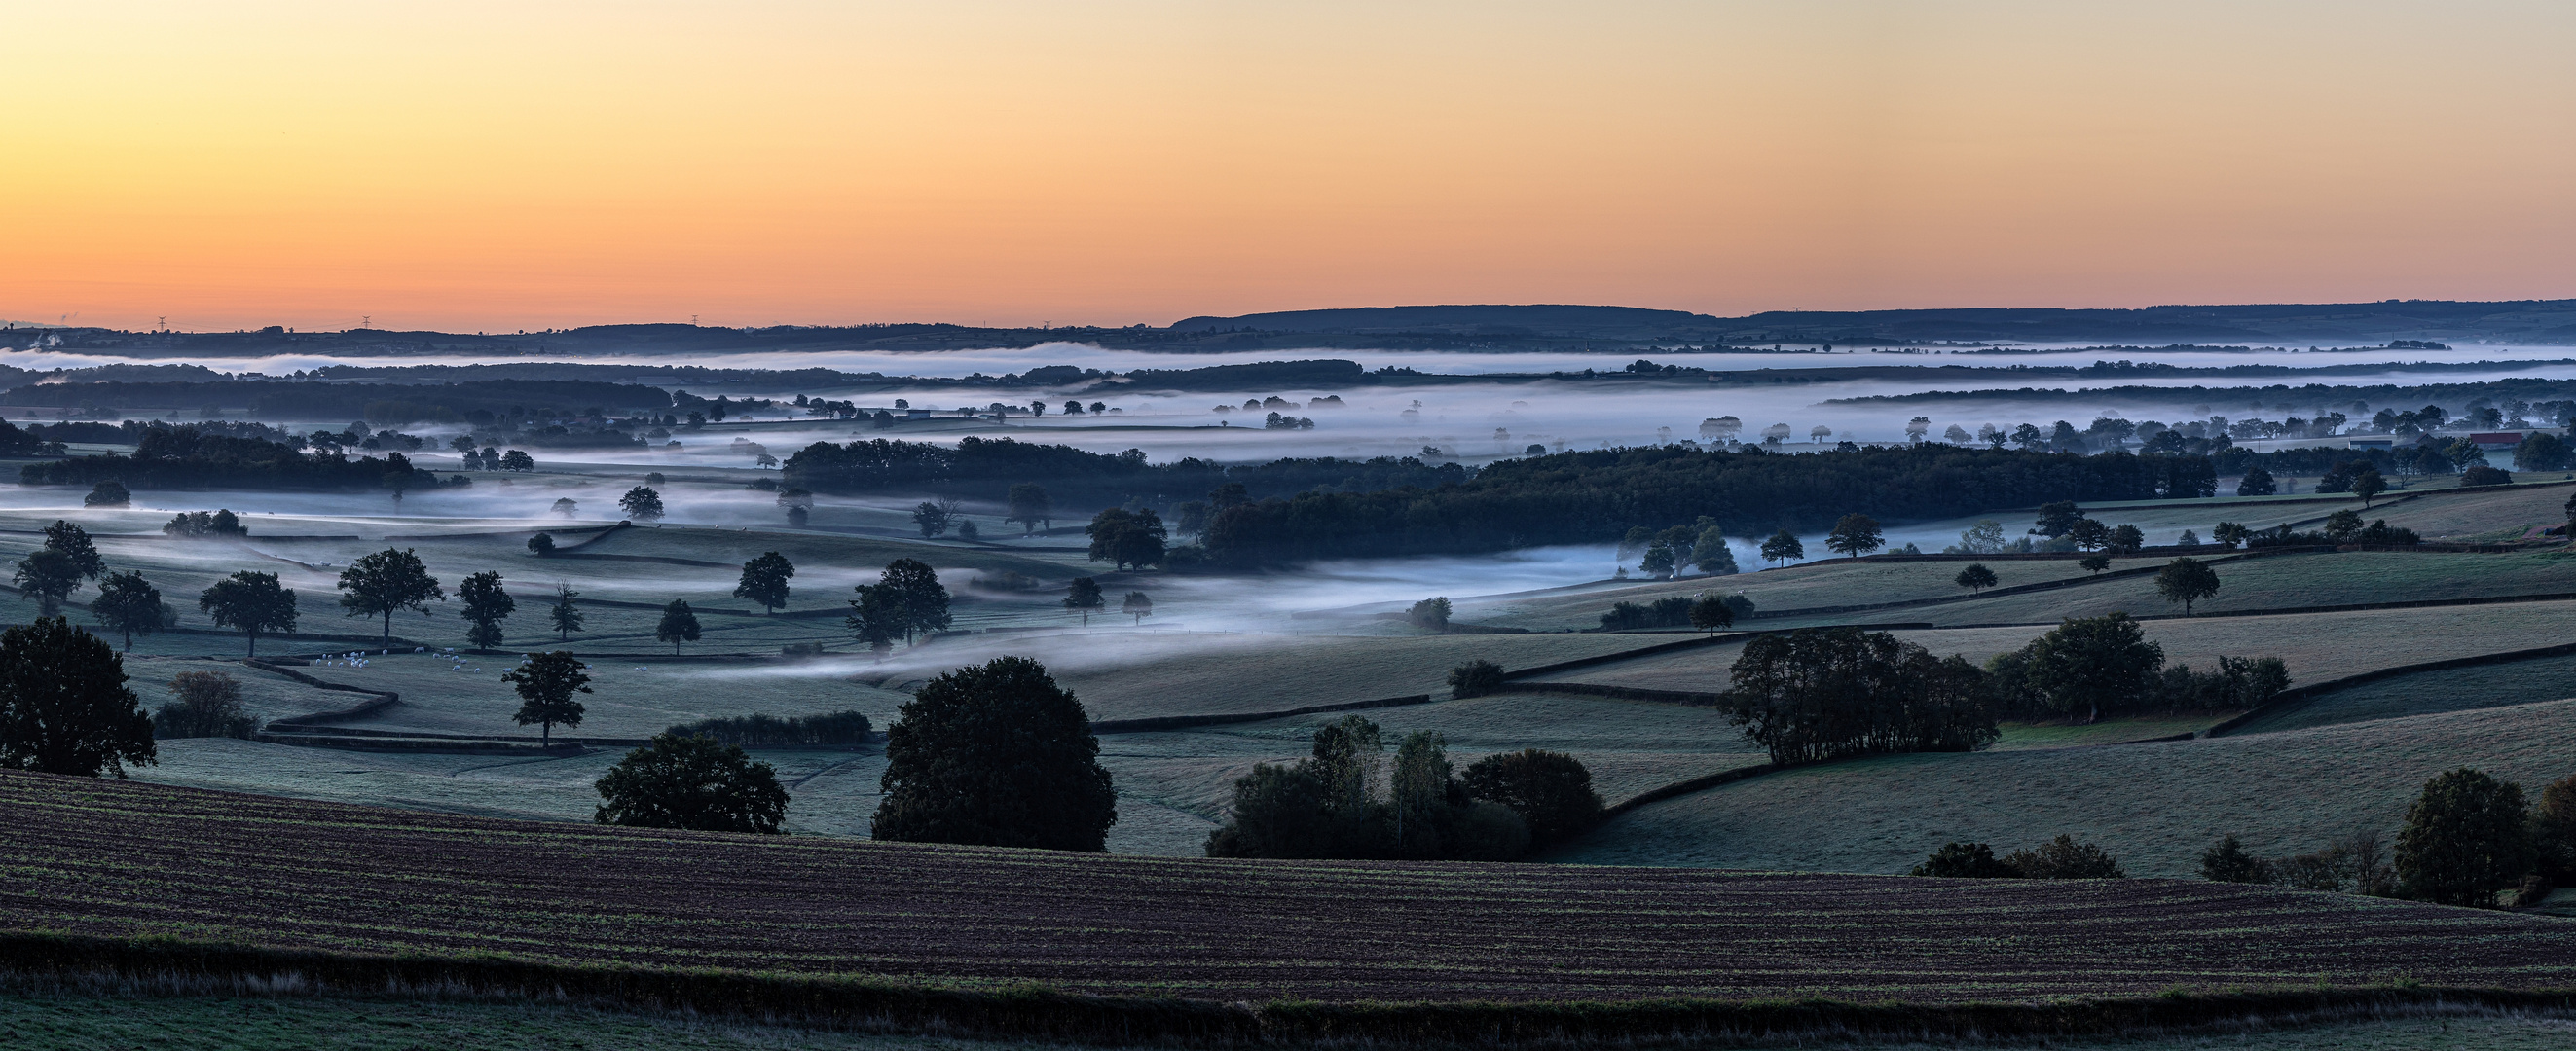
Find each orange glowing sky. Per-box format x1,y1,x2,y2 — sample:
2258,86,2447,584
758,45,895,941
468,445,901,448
5,1,2571,332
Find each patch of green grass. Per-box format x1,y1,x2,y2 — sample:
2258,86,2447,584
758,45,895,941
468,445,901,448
2233,651,2576,735
1457,557,2159,631
1823,551,2576,628
1551,698,2576,876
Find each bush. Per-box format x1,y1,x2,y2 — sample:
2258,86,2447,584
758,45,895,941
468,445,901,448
2004,834,2126,879
2459,465,2512,488
151,670,256,740
1599,596,1693,631
662,710,871,748
1727,628,1996,765
1447,659,1505,699
1448,801,1533,861
593,732,791,834
2396,767,2535,907
1911,842,2018,878
1202,763,1341,859
1459,748,1604,847
84,481,130,508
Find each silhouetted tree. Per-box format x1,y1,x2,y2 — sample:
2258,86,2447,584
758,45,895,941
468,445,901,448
548,582,583,640
911,499,951,537
877,559,951,643
1460,748,1603,847
338,548,445,647
2004,835,2126,879
2015,613,2163,721
871,656,1116,851
0,617,153,778
1086,508,1168,569
1759,528,1803,567
2352,468,2387,508
1824,514,1883,558
1408,597,1452,630
734,551,794,614
2200,835,2275,884
527,531,556,556
2236,465,2276,496
595,732,790,833
1122,590,1153,624
619,486,664,521
1954,563,1998,595
503,650,590,746
1006,483,1053,534
2155,557,2222,615
1063,576,1104,625
457,570,515,650
1448,659,1505,698
1688,594,1736,634
91,571,171,652
656,599,701,654
2078,554,2112,575
198,571,296,657
1911,842,2018,878
152,670,254,740
2397,768,2535,907
13,549,81,616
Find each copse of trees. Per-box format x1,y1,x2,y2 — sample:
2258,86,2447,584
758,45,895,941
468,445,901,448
1912,836,2125,880
782,435,1462,508
1982,613,2287,722
594,732,791,834
1203,714,1544,861
1458,748,1605,848
1722,628,1998,766
0,617,155,779
871,656,1117,852
1086,508,1168,569
664,710,871,748
2397,767,2536,908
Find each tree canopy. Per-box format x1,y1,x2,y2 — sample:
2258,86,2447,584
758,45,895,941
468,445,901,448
198,571,297,657
91,571,170,652
619,486,665,521
595,732,791,834
1723,628,1997,765
0,617,154,779
734,551,795,614
2155,557,2223,614
458,570,515,650
871,656,1117,851
2396,767,2534,908
503,650,590,745
338,548,445,647
655,599,702,654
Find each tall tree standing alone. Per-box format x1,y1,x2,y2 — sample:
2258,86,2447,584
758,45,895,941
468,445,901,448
457,570,516,650
2154,558,2223,615
548,583,584,640
619,486,665,521
338,548,445,648
2396,767,2536,908
198,571,297,658
656,599,701,654
502,650,591,746
0,617,154,779
1955,563,1999,596
2352,468,2387,509
91,571,171,652
1824,514,1884,558
876,559,951,644
42,521,105,580
1759,528,1804,567
733,552,795,614
1063,576,1104,625
871,656,1117,851
1122,591,1154,624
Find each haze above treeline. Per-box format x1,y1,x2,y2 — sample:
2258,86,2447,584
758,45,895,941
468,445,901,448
12,300,2576,357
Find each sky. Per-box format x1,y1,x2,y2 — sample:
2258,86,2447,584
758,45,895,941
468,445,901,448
5,1,2571,332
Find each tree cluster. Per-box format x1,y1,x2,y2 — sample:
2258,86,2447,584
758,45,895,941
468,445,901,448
1203,715,1601,861
847,559,953,650
872,657,1118,851
21,427,456,492
2205,769,2576,909
1721,628,1999,766
1911,835,2126,879
1981,613,2288,721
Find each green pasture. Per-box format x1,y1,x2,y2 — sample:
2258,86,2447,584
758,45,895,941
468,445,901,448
1455,556,2162,631
1551,697,2576,877
2231,650,2576,735
4,990,2571,1051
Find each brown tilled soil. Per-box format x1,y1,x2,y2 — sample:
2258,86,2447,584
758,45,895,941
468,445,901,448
4,771,2572,1002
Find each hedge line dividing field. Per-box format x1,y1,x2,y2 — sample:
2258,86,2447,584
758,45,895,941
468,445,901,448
8,931,2576,1048
2206,639,2576,736
6,772,2574,1009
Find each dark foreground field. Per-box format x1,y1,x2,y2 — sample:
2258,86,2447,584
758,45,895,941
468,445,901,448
6,772,2574,1005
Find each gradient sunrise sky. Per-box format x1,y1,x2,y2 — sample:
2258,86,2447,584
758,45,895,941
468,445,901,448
5,1,2570,332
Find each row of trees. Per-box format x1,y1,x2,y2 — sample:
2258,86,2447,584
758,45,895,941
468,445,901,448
1202,714,1605,861
2202,768,2576,909
21,427,461,493
1982,612,2287,721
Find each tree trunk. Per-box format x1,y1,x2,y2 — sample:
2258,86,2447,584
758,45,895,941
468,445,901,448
383,610,393,648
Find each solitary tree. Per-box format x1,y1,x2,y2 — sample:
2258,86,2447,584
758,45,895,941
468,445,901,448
1448,659,1505,699
876,559,951,643
338,548,446,647
1954,563,1999,596
2236,465,2277,497
84,481,130,508
871,656,1117,851
1408,597,1452,630
2066,518,2111,552
1824,514,1884,558
2079,554,2113,575
656,598,702,654
2106,524,2146,554
0,617,154,779
152,670,255,740
594,732,790,834
2352,468,2388,509
458,570,516,650
14,549,82,616
2211,521,2251,550
1688,594,1735,634
2154,557,2223,615
1063,576,1104,625
2396,767,2535,907
1006,484,1053,534
619,486,665,521
91,571,170,652
1759,528,1804,567
548,583,584,640
1122,590,1154,624
198,571,298,657
550,497,578,518
502,650,590,746
733,551,795,614
910,500,951,537
527,532,556,556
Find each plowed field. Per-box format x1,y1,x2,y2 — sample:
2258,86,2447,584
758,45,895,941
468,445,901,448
5,772,2573,1003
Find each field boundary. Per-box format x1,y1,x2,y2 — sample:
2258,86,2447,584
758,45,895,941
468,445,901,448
1742,551,2277,620
1492,681,1723,707
246,659,401,730
1090,694,1435,735
2205,640,2576,737
1938,587,2576,631
8,932,2570,1048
